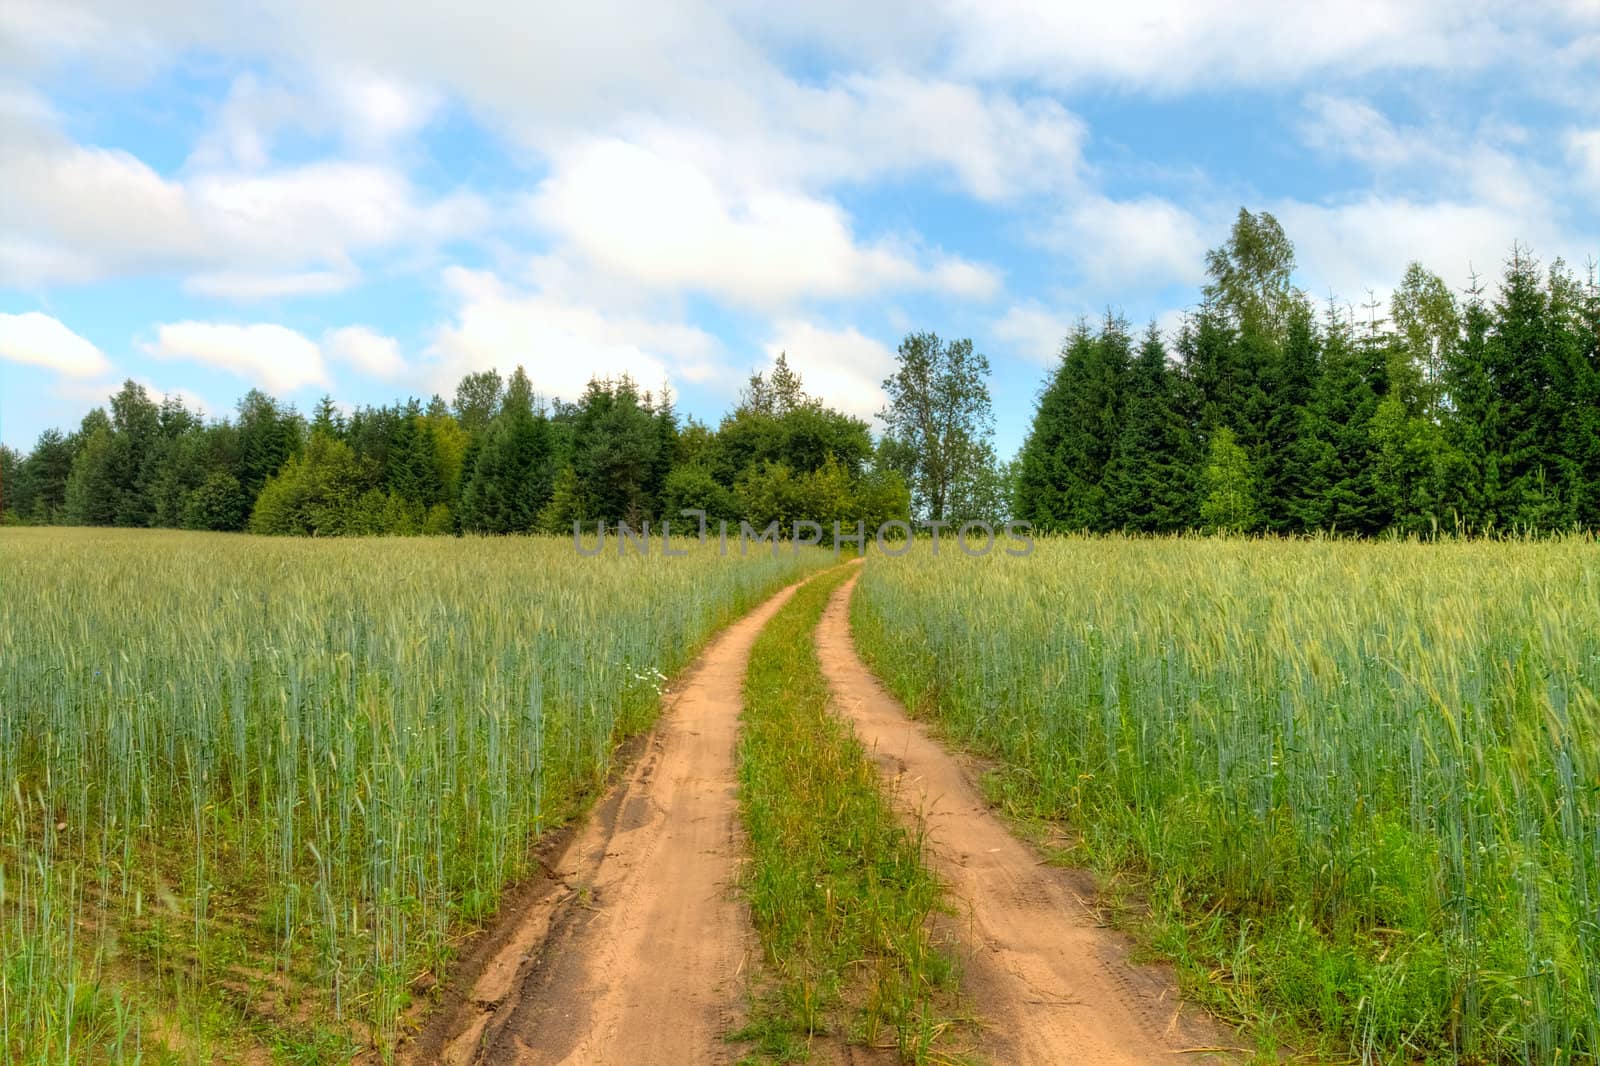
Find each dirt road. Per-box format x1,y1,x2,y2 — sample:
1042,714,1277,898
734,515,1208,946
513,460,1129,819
406,577,809,1066
815,572,1240,1065
403,565,1239,1065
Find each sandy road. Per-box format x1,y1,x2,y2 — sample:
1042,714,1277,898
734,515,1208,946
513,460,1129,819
406,576,810,1066
815,571,1241,1065
403,564,1240,1065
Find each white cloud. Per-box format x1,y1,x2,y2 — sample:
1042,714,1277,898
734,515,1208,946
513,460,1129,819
623,74,1087,203
147,322,327,393
527,138,999,307
427,266,721,404
187,70,441,171
760,321,896,423
1569,129,1600,188
183,269,358,300
993,304,1074,364
0,95,486,288
1274,196,1563,304
0,311,112,377
1047,195,1211,287
1300,94,1418,169
941,1,1524,91
325,326,405,379
327,72,441,150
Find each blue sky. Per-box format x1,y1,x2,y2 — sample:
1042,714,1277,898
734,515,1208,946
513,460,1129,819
2,2,1597,461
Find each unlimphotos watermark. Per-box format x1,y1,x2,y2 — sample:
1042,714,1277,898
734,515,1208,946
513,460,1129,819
571,510,1033,558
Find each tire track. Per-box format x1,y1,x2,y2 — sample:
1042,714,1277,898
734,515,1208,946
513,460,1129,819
401,576,811,1066
815,570,1246,1065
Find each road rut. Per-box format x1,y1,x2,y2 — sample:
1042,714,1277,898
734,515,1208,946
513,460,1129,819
815,571,1242,1065
408,577,808,1066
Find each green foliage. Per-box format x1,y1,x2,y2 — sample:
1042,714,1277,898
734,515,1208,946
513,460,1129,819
63,426,119,526
1105,325,1198,530
0,527,825,1058
181,471,249,531
660,462,739,525
739,567,954,1058
856,539,1600,1063
878,330,997,522
1015,319,1131,531
0,444,24,524
458,367,554,534
1014,215,1600,537
248,432,369,535
1198,426,1259,532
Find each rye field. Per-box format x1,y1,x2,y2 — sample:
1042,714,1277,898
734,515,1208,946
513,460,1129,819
0,528,823,1062
854,536,1600,1063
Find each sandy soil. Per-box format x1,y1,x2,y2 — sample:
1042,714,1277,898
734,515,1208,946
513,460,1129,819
815,571,1246,1065
402,576,807,1066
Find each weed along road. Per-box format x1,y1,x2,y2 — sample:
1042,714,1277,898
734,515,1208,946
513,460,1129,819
408,576,811,1066
815,570,1240,1065
400,561,1240,1065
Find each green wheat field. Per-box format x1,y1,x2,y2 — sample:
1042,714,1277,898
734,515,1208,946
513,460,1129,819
4,527,1599,1063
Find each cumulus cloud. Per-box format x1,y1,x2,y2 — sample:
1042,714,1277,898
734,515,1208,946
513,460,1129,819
147,322,327,393
0,94,485,289
993,304,1075,365
759,321,897,423
0,311,112,377
1046,195,1211,288
1274,196,1565,305
427,266,722,404
940,1,1535,91
527,138,1000,307
325,326,406,380
616,74,1087,203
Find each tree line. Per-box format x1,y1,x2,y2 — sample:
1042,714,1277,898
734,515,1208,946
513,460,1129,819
5,207,1595,540
1016,209,1600,536
0,343,1004,539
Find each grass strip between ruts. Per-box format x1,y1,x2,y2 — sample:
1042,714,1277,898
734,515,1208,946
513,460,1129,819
735,565,958,1063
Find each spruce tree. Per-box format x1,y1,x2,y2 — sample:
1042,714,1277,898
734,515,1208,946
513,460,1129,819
1292,303,1383,533
458,367,554,533
1105,325,1197,530
1259,298,1320,532
1014,322,1121,531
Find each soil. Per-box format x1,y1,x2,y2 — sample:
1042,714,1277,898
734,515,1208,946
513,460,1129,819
813,570,1247,1065
398,567,1248,1065
399,577,807,1065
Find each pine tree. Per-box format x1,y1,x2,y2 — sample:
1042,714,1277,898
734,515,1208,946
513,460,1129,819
1576,263,1600,528
387,411,446,509
1259,298,1320,532
19,429,74,522
64,427,120,526
1441,274,1497,531
1487,247,1561,528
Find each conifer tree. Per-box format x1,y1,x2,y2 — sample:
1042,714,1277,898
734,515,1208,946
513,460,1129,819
458,367,553,533
1292,304,1383,533
1014,324,1110,530
1105,325,1198,530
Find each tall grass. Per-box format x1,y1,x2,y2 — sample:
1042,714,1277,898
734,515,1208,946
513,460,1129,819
0,527,824,1062
853,535,1600,1064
